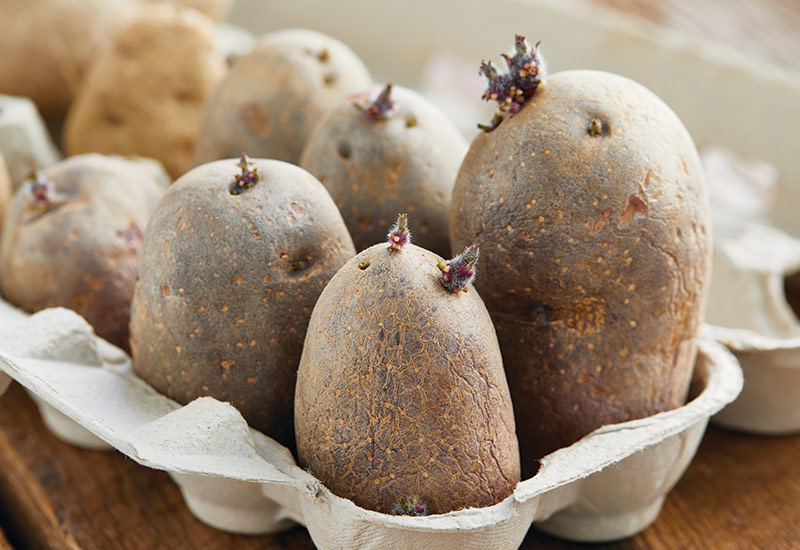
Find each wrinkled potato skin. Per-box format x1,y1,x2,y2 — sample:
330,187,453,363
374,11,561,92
0,154,167,350
130,159,355,447
195,29,371,166
300,86,467,257
64,6,226,179
295,243,520,514
451,70,711,472
0,0,139,119
0,154,11,230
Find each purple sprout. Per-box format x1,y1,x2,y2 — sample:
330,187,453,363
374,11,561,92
392,496,428,516
25,171,54,209
438,243,479,293
355,83,395,122
230,154,261,195
478,35,546,131
387,213,411,252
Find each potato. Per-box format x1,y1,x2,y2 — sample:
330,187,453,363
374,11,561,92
0,154,168,350
0,154,11,230
451,54,711,472
145,0,234,21
0,0,138,119
299,84,467,256
295,221,520,515
64,5,226,179
195,28,371,166
130,156,355,447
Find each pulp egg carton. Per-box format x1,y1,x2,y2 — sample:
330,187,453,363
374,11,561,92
705,223,800,434
0,303,742,548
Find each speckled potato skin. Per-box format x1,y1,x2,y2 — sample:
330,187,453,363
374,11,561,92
195,29,372,166
0,154,168,350
130,159,355,447
299,86,467,257
295,243,520,514
0,0,139,119
450,70,712,471
64,6,226,179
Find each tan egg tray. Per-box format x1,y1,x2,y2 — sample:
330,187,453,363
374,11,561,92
705,223,800,433
0,302,741,548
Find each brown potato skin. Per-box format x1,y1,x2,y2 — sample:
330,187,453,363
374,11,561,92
295,243,520,514
64,5,226,179
0,154,167,350
299,86,467,257
195,29,372,166
0,154,11,231
130,159,355,448
450,70,711,473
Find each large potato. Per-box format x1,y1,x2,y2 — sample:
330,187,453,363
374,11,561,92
295,231,519,515
195,29,371,165
0,0,138,119
64,5,226,179
0,154,168,350
451,69,712,473
130,157,355,448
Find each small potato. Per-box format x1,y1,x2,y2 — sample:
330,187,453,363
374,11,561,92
195,28,372,165
130,156,355,447
0,0,139,119
300,84,467,256
64,6,226,179
0,154,168,350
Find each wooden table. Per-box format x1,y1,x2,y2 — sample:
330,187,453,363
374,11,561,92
2,1,799,549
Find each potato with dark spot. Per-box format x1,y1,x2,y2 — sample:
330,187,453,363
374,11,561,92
300,83,467,257
195,28,371,166
451,37,711,473
0,154,168,350
295,218,520,515
130,156,355,448
64,5,226,179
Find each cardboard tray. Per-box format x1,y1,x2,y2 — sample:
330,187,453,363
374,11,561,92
705,224,800,433
0,303,742,548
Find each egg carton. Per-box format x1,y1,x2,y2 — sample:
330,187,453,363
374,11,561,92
0,302,742,548
704,223,800,433
0,94,61,188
